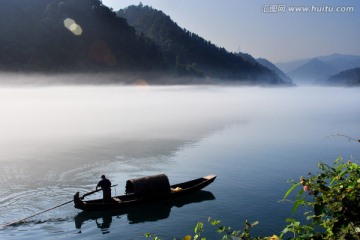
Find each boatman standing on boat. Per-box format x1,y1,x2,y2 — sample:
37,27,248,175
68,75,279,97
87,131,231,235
96,175,112,202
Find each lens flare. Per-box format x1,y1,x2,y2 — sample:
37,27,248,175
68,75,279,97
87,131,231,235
64,18,83,36
134,79,149,86
89,40,117,66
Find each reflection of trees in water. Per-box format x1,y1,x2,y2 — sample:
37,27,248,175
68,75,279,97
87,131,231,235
74,190,215,234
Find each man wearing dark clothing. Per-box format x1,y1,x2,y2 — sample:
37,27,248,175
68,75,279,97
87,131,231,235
96,175,112,202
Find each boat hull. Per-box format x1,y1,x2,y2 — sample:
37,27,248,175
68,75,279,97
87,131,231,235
74,175,216,211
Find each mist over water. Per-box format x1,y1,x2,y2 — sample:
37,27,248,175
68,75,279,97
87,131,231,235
0,84,359,239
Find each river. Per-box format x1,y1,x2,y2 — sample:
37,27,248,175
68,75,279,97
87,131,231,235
0,85,359,239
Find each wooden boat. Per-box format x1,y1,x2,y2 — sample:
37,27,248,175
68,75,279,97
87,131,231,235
74,174,216,211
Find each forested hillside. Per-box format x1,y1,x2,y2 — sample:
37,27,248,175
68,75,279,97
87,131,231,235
0,1,288,85
0,0,163,73
118,4,288,85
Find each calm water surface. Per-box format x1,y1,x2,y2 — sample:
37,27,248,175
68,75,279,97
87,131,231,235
0,85,359,239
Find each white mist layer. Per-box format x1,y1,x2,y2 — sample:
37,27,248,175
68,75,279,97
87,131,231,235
0,85,359,187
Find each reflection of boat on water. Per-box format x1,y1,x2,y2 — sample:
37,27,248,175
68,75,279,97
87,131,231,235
74,174,216,211
74,190,215,229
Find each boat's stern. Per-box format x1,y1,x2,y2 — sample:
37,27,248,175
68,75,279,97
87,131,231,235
73,192,85,210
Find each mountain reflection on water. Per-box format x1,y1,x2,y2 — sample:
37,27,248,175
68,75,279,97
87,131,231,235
74,190,215,233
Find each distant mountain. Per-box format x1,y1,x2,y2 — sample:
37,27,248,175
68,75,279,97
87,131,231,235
256,58,293,84
287,58,338,84
277,54,360,73
277,54,360,85
318,54,360,72
327,67,360,86
118,4,289,85
276,59,309,73
0,0,164,75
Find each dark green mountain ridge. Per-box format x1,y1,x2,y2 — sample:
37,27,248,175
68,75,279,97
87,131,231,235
0,0,288,85
118,4,290,85
0,0,163,74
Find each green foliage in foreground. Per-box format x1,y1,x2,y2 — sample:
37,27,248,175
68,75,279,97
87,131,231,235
146,157,360,240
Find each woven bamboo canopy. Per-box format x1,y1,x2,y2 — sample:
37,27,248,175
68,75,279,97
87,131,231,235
125,174,170,196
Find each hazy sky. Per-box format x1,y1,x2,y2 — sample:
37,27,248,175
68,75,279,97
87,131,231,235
102,0,360,63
